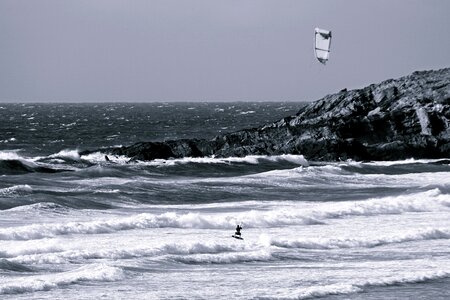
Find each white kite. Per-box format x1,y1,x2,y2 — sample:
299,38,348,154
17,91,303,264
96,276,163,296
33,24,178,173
314,28,332,65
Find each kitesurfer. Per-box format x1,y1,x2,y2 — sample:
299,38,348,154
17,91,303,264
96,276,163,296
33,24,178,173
235,224,242,237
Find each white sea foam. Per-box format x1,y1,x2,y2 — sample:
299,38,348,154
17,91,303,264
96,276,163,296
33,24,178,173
306,188,448,218
0,239,65,258
10,227,450,265
232,166,450,189
263,270,450,300
61,122,77,128
48,149,80,160
0,150,51,165
0,184,32,196
80,152,130,164
172,249,273,264
361,269,450,286
0,264,124,295
10,240,249,264
271,227,450,249
2,202,68,214
354,158,449,167
250,164,343,178
70,176,135,187
0,211,320,241
127,154,309,167
257,283,361,300
1,189,448,240
0,151,27,161
239,110,256,115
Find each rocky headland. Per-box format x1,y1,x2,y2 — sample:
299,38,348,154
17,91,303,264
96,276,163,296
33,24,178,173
85,68,450,161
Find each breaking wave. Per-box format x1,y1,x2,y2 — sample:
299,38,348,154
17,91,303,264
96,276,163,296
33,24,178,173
0,211,319,241
257,270,450,300
0,151,71,175
0,264,124,295
0,239,65,259
0,151,28,161
77,153,310,169
139,154,309,167
9,240,250,264
7,226,450,265
171,249,273,264
1,189,448,240
0,159,60,175
271,227,450,249
5,202,68,212
48,149,81,161
255,283,361,300
0,184,32,196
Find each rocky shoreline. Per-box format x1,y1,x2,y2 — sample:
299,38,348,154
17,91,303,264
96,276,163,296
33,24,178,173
83,68,450,161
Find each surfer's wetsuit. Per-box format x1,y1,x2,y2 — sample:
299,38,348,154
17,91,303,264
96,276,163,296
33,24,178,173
235,225,242,236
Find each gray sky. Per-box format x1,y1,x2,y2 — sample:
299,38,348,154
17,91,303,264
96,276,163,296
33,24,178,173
1,0,449,102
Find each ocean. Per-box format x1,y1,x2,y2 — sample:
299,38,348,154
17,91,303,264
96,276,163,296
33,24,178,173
1,102,450,299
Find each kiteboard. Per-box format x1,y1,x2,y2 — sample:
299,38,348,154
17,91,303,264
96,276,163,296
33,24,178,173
232,235,243,240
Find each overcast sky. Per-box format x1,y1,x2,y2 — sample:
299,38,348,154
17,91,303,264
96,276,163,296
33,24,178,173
1,0,449,102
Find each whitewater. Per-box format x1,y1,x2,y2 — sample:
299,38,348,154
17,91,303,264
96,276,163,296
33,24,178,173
1,103,450,299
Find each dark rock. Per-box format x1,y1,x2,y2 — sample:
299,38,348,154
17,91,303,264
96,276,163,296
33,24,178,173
111,142,174,161
88,68,450,161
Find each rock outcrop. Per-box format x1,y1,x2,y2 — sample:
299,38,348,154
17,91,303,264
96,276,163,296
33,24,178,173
87,68,450,161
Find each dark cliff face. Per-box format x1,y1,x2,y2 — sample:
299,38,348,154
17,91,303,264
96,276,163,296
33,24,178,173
104,68,450,161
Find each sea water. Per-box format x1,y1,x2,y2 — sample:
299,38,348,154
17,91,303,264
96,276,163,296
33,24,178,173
1,103,450,299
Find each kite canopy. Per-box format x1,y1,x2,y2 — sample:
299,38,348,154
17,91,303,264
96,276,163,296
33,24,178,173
314,28,332,64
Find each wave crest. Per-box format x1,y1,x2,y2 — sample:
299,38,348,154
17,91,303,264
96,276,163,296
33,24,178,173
271,227,450,250
2,189,449,240
0,184,32,196
0,264,124,295
259,270,450,300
